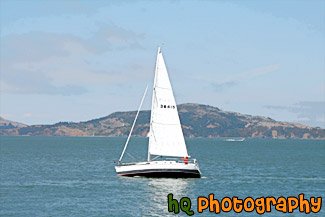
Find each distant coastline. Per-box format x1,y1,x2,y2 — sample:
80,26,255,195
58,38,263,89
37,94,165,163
1,103,324,139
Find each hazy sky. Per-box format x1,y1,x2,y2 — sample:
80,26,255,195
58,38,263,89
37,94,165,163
1,0,324,128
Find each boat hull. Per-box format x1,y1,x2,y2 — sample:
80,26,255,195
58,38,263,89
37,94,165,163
115,161,201,178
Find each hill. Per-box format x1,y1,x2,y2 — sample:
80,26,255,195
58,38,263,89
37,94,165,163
0,116,28,130
0,104,324,139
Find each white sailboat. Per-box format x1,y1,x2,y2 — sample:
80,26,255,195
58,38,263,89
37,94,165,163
115,47,201,178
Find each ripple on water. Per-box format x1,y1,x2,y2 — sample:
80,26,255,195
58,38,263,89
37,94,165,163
0,137,324,217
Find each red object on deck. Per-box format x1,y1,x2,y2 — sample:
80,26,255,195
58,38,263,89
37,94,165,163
182,156,189,164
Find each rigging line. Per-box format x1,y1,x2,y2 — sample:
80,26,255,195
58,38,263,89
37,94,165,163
119,85,148,163
150,122,158,144
151,155,161,161
155,86,172,90
151,121,179,126
148,46,161,162
153,88,159,107
126,152,140,162
153,47,160,87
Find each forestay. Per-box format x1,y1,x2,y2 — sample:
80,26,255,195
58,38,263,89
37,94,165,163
148,48,188,159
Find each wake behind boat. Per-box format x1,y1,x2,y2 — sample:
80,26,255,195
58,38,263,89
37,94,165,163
115,47,201,178
225,138,245,142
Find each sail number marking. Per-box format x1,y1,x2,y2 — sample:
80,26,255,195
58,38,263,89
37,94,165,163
161,104,176,109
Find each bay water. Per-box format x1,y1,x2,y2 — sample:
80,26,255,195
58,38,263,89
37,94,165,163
0,136,324,216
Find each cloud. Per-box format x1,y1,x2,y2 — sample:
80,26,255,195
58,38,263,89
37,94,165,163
265,101,325,128
1,113,14,119
22,113,49,118
209,64,281,92
0,25,145,95
0,79,87,96
212,81,236,92
224,64,281,82
23,113,33,117
90,24,144,53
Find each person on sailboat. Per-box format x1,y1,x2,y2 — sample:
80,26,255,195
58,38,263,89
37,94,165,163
181,156,189,164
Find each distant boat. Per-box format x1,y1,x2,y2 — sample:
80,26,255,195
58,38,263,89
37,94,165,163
225,138,245,142
115,47,201,178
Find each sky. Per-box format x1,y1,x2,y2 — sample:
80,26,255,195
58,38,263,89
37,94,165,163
0,0,324,128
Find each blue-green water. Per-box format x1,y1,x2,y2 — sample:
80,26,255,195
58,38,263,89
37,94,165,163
0,136,324,216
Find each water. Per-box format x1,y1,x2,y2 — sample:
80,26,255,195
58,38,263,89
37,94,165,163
0,136,324,216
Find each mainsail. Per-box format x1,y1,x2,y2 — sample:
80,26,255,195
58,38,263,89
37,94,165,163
148,48,188,159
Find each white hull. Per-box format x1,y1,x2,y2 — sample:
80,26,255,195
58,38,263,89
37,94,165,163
115,160,201,178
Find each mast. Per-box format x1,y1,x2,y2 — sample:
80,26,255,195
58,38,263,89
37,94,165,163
148,47,160,161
